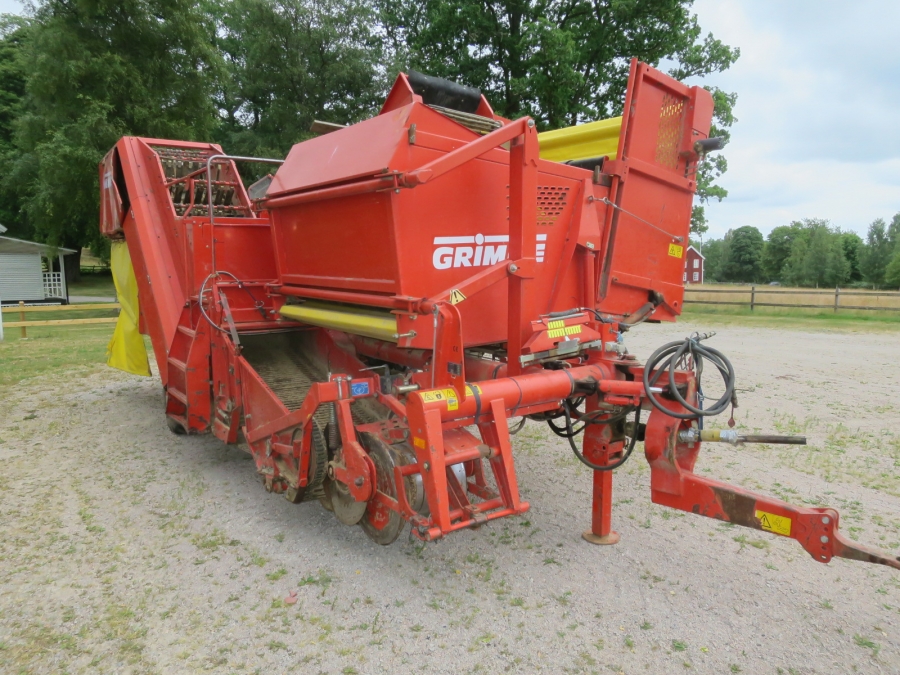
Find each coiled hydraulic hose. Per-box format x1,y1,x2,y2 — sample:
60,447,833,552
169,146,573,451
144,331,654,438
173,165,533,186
642,334,736,420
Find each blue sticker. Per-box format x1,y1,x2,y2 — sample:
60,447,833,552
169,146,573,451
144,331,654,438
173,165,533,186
351,381,370,397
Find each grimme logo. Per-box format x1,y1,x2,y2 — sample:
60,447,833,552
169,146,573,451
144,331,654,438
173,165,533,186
432,233,547,269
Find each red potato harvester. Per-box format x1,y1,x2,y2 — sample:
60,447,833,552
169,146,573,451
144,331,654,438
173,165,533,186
99,60,899,568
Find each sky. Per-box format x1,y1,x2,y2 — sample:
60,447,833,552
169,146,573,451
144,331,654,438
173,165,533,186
2,0,898,240
687,0,900,240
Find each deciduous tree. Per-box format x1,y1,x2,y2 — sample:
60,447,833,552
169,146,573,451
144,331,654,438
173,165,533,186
718,226,763,283
10,0,220,275
0,17,29,239
377,0,739,236
213,0,384,159
860,218,892,287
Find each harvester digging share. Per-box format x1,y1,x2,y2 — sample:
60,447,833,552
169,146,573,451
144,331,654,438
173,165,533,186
98,61,899,570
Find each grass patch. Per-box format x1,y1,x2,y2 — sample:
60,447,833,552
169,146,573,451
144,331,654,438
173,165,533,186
266,567,287,581
69,273,116,297
853,634,880,657
681,305,900,332
0,324,118,391
192,529,238,551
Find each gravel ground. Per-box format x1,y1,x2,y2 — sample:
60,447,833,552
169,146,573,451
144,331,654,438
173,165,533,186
1,321,899,674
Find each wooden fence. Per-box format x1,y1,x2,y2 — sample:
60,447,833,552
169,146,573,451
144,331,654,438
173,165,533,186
1,301,120,339
684,285,900,313
79,265,110,274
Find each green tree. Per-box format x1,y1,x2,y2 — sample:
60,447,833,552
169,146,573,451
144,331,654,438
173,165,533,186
762,222,805,282
888,212,900,252
377,0,739,236
859,218,892,287
10,0,221,275
718,226,763,283
0,17,29,239
779,219,848,288
698,237,724,282
214,0,384,159
885,249,900,289
840,231,863,282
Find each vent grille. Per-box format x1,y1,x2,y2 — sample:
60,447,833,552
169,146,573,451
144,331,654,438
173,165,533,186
655,94,685,169
536,186,570,226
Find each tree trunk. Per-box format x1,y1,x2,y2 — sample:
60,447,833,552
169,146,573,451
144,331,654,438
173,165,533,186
65,247,82,285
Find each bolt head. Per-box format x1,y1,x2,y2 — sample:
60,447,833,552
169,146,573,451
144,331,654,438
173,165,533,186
508,263,518,273
354,477,364,487
527,119,535,128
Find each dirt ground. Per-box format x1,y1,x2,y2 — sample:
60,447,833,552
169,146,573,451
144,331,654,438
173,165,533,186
2,320,899,675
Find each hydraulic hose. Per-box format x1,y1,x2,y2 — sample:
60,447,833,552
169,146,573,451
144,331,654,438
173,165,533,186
564,403,641,472
643,334,736,420
543,398,640,471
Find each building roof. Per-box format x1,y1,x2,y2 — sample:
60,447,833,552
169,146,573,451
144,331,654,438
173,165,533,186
687,244,705,260
0,235,78,256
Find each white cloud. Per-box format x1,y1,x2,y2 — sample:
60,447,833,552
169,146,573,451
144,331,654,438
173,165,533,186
691,0,900,239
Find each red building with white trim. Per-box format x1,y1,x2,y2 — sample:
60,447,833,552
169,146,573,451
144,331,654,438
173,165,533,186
684,245,704,284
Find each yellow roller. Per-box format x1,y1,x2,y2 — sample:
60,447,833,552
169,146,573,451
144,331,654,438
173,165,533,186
278,301,398,342
538,116,622,163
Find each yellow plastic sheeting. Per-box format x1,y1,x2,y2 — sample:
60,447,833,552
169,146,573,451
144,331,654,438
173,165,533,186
106,241,151,376
538,116,622,163
279,301,398,342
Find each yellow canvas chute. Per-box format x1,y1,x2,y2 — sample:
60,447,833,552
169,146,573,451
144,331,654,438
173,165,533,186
538,116,622,163
106,241,151,376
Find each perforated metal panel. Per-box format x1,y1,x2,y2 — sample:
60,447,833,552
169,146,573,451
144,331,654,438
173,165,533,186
536,186,570,226
655,94,685,169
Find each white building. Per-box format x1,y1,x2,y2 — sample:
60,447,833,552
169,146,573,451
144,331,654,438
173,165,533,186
0,227,77,303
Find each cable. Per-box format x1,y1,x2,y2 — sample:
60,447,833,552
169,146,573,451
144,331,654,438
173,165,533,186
642,334,735,420
547,403,633,438
198,270,268,333
564,403,641,472
198,274,230,334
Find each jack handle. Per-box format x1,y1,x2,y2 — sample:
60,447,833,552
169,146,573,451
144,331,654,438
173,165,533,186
678,428,807,446
646,410,900,570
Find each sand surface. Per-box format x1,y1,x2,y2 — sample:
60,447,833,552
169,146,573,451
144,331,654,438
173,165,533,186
1,321,899,674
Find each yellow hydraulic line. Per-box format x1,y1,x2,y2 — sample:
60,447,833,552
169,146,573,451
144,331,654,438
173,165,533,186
538,116,622,163
278,301,399,342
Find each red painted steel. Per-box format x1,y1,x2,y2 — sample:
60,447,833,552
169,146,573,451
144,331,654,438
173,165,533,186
98,60,900,570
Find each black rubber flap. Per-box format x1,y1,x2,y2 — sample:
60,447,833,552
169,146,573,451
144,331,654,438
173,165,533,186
407,70,483,114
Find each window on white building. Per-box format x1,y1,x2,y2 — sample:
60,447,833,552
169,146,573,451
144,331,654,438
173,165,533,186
683,273,687,282
693,272,699,282
693,259,699,269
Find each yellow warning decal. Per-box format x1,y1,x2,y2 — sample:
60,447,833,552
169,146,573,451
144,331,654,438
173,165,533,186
422,388,459,411
449,289,466,305
547,325,582,339
413,436,426,449
465,384,481,397
756,510,792,537
668,243,684,258
547,319,565,329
